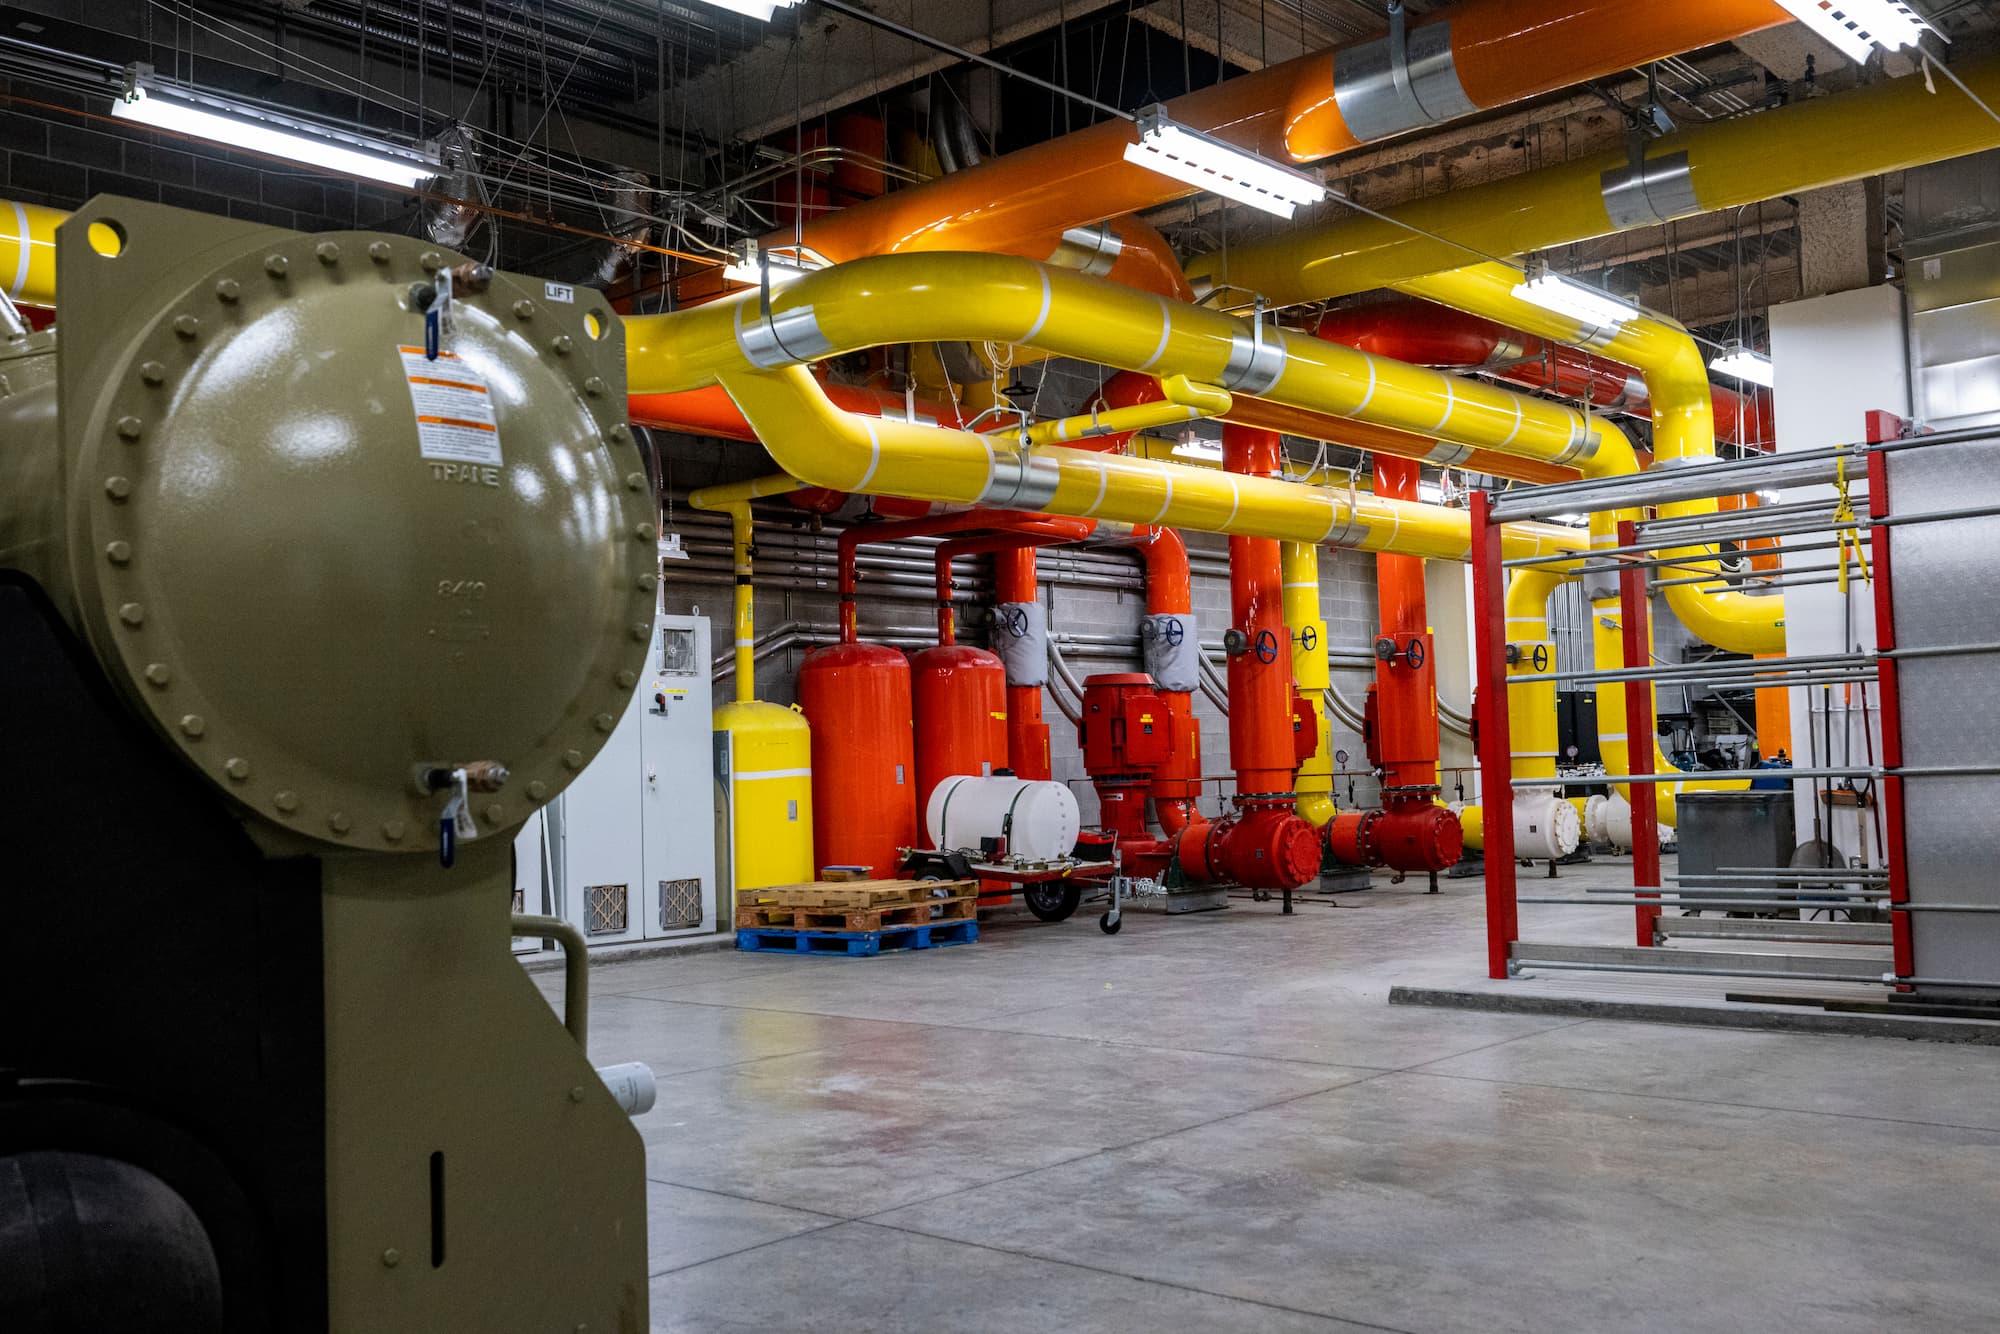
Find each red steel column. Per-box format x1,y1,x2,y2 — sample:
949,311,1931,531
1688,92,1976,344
1470,490,1517,979
1867,446,1914,983
1617,519,1662,946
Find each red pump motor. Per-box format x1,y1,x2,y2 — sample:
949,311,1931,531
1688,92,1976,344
1078,673,1174,846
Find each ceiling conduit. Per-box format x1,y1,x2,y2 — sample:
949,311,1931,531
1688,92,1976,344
745,0,1787,287
1189,52,2000,308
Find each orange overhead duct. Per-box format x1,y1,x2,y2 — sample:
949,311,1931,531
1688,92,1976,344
629,381,969,441
731,1,1786,282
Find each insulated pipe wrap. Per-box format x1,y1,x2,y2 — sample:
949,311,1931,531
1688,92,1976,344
992,601,1050,687
1140,613,1201,692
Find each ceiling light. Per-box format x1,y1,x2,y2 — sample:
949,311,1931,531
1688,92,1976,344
1122,104,1326,220
1772,0,1931,63
1511,259,1642,332
1711,341,1776,388
113,74,440,188
1171,439,1225,463
698,0,803,18
721,240,827,288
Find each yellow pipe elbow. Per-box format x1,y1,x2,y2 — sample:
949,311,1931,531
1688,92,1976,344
1398,263,1785,657
1021,374,1231,446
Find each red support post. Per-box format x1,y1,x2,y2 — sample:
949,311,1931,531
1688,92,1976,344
1866,447,1913,982
1470,490,1517,979
1617,519,1662,946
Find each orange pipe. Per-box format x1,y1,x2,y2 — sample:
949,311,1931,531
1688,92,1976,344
1222,425,1297,797
731,1,1783,278
993,546,1052,781
630,381,969,440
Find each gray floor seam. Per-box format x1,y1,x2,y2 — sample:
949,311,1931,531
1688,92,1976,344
851,1217,1421,1334
1397,1065,2000,1134
645,1219,850,1280
1389,1015,1598,1074
641,1173,854,1223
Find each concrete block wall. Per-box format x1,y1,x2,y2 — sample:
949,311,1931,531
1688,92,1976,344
658,432,1398,825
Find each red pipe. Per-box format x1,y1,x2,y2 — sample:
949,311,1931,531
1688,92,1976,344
1130,525,1200,835
839,509,1081,642
1316,303,1775,448
1328,455,1462,874
991,546,1050,780
933,522,1092,646
1201,426,1321,890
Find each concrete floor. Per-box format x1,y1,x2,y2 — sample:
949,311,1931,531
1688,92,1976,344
550,864,2000,1333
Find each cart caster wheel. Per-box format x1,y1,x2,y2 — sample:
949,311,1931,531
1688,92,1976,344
1099,913,1122,935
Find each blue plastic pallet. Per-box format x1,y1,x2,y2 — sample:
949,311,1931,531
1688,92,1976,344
736,918,979,957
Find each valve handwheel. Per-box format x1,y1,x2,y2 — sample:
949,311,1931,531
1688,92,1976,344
1162,617,1186,648
997,605,1030,638
1405,637,1426,669
1254,629,1280,664
1532,644,1550,672
1298,624,1318,652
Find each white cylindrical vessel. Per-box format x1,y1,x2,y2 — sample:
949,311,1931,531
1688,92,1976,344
1588,793,1635,851
1515,793,1582,860
925,775,1080,862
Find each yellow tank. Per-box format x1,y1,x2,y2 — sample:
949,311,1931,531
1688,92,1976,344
716,699,814,890
1456,803,1485,854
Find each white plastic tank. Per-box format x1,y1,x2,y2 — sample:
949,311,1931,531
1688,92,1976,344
925,775,1080,862
1515,793,1582,860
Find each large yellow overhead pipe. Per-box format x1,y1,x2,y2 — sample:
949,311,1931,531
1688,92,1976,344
0,199,62,308
1188,53,2000,309
715,364,1583,564
628,253,1624,484
1397,262,1785,656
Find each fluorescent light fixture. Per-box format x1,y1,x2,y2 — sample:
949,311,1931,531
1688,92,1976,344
1547,513,1592,527
721,240,828,288
112,78,440,188
699,0,802,17
1121,104,1326,220
1511,259,1642,332
1711,340,1776,388
1773,0,1930,63
1171,439,1225,463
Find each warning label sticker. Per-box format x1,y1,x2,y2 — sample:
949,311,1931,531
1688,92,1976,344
399,346,503,466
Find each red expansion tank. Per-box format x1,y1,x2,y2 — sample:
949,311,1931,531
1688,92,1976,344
796,641,918,876
910,644,1009,821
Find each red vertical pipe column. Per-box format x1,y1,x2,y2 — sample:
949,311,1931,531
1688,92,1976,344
1867,446,1914,983
1617,519,1662,946
1222,426,1297,797
993,547,1051,780
1469,490,1517,979
1372,457,1441,792
1134,525,1202,834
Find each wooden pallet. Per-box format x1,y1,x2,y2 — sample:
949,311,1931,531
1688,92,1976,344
735,892,976,932
735,918,979,957
734,878,977,911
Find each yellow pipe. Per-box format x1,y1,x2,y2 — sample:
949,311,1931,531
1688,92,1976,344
1282,542,1336,827
1188,53,2000,308
716,365,1585,564
628,253,1627,482
1457,565,1563,849
1399,262,1783,655
1021,374,1231,446
687,472,808,705
0,200,63,308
